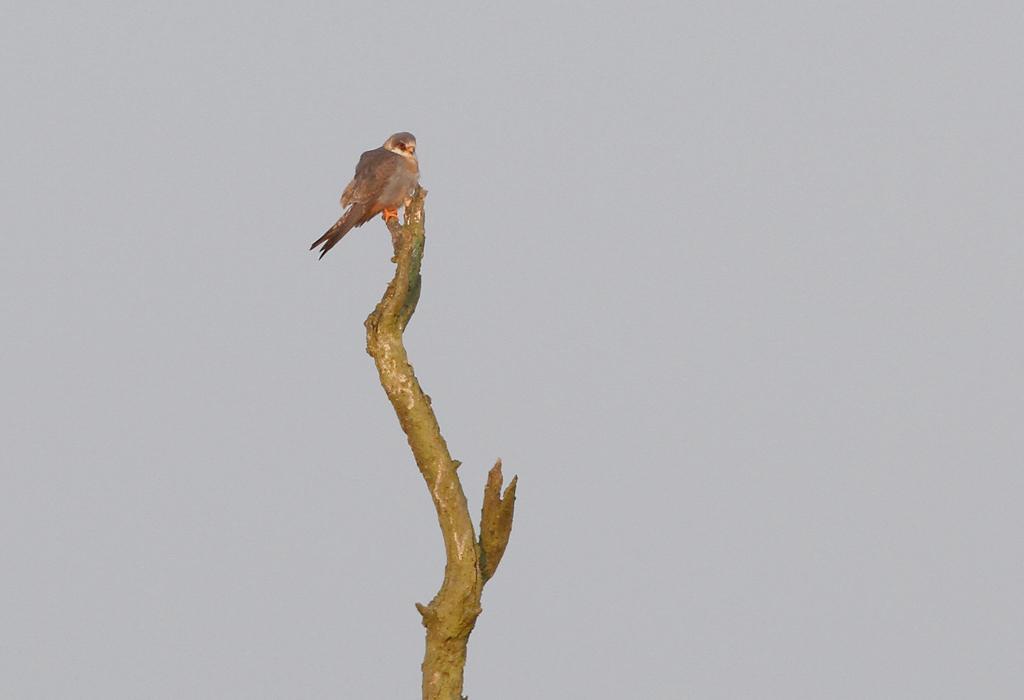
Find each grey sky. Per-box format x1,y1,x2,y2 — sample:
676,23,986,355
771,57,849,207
2,2,1022,698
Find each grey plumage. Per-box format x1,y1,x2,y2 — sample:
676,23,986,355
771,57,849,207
311,132,419,259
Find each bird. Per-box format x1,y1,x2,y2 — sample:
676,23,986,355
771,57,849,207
310,132,420,259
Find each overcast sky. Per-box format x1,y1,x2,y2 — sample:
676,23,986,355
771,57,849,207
2,2,1022,698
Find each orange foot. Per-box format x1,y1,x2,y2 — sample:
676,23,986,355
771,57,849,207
381,208,399,222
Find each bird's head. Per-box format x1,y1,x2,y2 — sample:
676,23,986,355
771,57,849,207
384,132,417,159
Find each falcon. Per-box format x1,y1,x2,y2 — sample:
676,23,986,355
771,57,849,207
310,132,420,259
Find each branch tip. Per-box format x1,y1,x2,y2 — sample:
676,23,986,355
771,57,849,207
503,474,518,500
479,460,518,583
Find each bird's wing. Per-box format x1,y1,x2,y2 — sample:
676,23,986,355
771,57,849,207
340,147,402,210
312,149,406,258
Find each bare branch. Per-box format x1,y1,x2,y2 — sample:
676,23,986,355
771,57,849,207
363,188,518,699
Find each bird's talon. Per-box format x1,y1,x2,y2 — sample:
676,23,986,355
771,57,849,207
382,208,399,222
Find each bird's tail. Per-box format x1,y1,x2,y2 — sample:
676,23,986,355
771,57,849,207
310,204,367,259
